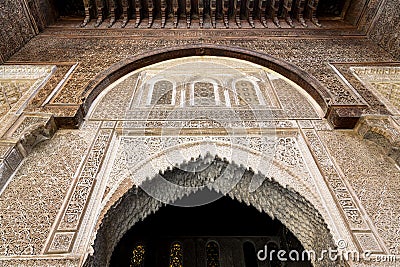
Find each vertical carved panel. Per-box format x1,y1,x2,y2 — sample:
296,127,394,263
222,0,229,28
235,80,260,106
108,0,117,27
173,0,179,27
161,0,167,27
151,80,174,105
194,82,215,106
199,0,204,27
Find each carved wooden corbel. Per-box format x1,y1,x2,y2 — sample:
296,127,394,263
199,0,204,27
108,0,117,27
283,0,294,27
134,0,142,27
307,0,321,27
121,0,130,27
258,0,268,27
161,0,167,27
147,0,154,27
246,0,255,28
172,0,179,27
81,0,92,27
186,0,192,28
294,0,307,27
223,0,229,28
210,0,217,28
95,0,105,27
234,0,242,28
269,0,280,28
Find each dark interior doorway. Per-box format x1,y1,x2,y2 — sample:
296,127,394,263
110,189,312,267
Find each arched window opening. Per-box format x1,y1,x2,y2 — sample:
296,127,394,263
243,241,258,267
235,80,260,106
206,241,220,267
169,242,184,267
151,80,174,105
130,244,146,267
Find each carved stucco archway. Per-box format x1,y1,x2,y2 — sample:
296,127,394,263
85,154,342,267
80,44,332,117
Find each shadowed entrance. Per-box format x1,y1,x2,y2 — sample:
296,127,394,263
110,189,312,267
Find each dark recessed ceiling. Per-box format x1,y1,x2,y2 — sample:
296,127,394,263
56,0,349,18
